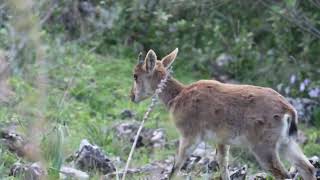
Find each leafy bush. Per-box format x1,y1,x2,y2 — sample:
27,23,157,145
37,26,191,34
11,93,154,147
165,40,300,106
0,0,319,179
312,107,320,128
96,0,320,98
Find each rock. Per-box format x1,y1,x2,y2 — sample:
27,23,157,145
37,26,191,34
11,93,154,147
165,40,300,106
74,139,116,175
113,122,166,148
9,162,46,180
105,142,216,179
286,97,319,123
309,156,320,168
210,53,239,83
309,156,320,179
192,142,213,157
120,109,135,119
78,0,95,17
0,130,26,153
0,127,41,161
216,53,236,67
60,166,89,180
137,156,174,179
207,159,219,171
229,165,247,180
0,129,26,156
180,142,218,175
105,156,174,180
248,172,268,180
181,155,202,172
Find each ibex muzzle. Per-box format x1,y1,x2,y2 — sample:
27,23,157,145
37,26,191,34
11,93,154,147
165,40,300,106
130,48,316,180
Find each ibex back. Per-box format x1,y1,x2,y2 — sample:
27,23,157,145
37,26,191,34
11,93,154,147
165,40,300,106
130,48,316,180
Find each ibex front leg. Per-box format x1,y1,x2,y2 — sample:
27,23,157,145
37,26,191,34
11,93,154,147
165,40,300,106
170,136,200,179
217,144,230,180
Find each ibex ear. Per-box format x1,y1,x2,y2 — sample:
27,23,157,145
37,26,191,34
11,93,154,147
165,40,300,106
161,48,178,68
144,49,157,73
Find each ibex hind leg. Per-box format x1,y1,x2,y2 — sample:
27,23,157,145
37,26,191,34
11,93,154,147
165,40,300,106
251,144,291,180
281,139,316,180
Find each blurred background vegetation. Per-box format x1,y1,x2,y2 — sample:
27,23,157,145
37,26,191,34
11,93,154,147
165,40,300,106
0,0,319,179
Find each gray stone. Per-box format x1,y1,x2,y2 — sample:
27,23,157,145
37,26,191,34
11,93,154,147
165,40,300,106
0,129,26,157
78,1,95,17
9,162,46,180
216,53,236,67
210,53,238,83
105,142,217,179
248,172,268,180
74,139,116,175
105,156,174,180
0,127,41,161
309,155,320,179
230,166,247,180
113,122,166,148
60,166,89,180
120,109,135,119
309,156,320,168
180,142,218,175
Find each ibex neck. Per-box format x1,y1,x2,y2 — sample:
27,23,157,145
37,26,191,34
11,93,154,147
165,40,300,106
158,77,184,109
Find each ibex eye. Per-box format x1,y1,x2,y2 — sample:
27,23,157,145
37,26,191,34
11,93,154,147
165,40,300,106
133,74,138,81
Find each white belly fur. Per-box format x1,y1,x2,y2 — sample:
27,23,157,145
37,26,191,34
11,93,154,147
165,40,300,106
204,130,246,145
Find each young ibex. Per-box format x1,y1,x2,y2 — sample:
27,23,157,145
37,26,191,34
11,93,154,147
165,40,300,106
130,48,316,180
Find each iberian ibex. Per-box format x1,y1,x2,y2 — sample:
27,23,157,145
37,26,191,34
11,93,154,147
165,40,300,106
130,48,316,180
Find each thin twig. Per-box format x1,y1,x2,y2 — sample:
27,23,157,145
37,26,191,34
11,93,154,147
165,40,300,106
259,0,320,39
121,67,173,180
309,0,320,9
40,2,58,26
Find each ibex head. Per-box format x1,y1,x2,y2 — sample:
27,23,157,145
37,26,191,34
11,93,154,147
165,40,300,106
130,48,178,103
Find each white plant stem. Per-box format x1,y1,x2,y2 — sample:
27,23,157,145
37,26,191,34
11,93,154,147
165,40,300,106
121,67,172,180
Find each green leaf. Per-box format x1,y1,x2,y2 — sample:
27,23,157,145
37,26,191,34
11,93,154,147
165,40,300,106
285,0,296,7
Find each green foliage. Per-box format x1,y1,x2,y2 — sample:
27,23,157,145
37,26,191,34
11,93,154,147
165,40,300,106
304,143,320,157
90,0,320,97
0,0,319,179
42,126,65,178
312,107,320,128
302,127,320,156
0,146,17,175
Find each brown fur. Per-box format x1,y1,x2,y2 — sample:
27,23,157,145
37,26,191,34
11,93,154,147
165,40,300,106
130,49,316,180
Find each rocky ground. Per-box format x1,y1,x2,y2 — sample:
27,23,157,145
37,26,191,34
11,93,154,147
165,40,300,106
0,72,319,179
2,117,320,180
1,42,319,179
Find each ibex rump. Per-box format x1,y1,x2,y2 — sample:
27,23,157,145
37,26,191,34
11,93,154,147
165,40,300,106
130,48,316,180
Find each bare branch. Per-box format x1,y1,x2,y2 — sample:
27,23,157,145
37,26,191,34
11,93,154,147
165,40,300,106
259,0,320,39
122,67,173,180
39,0,59,26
